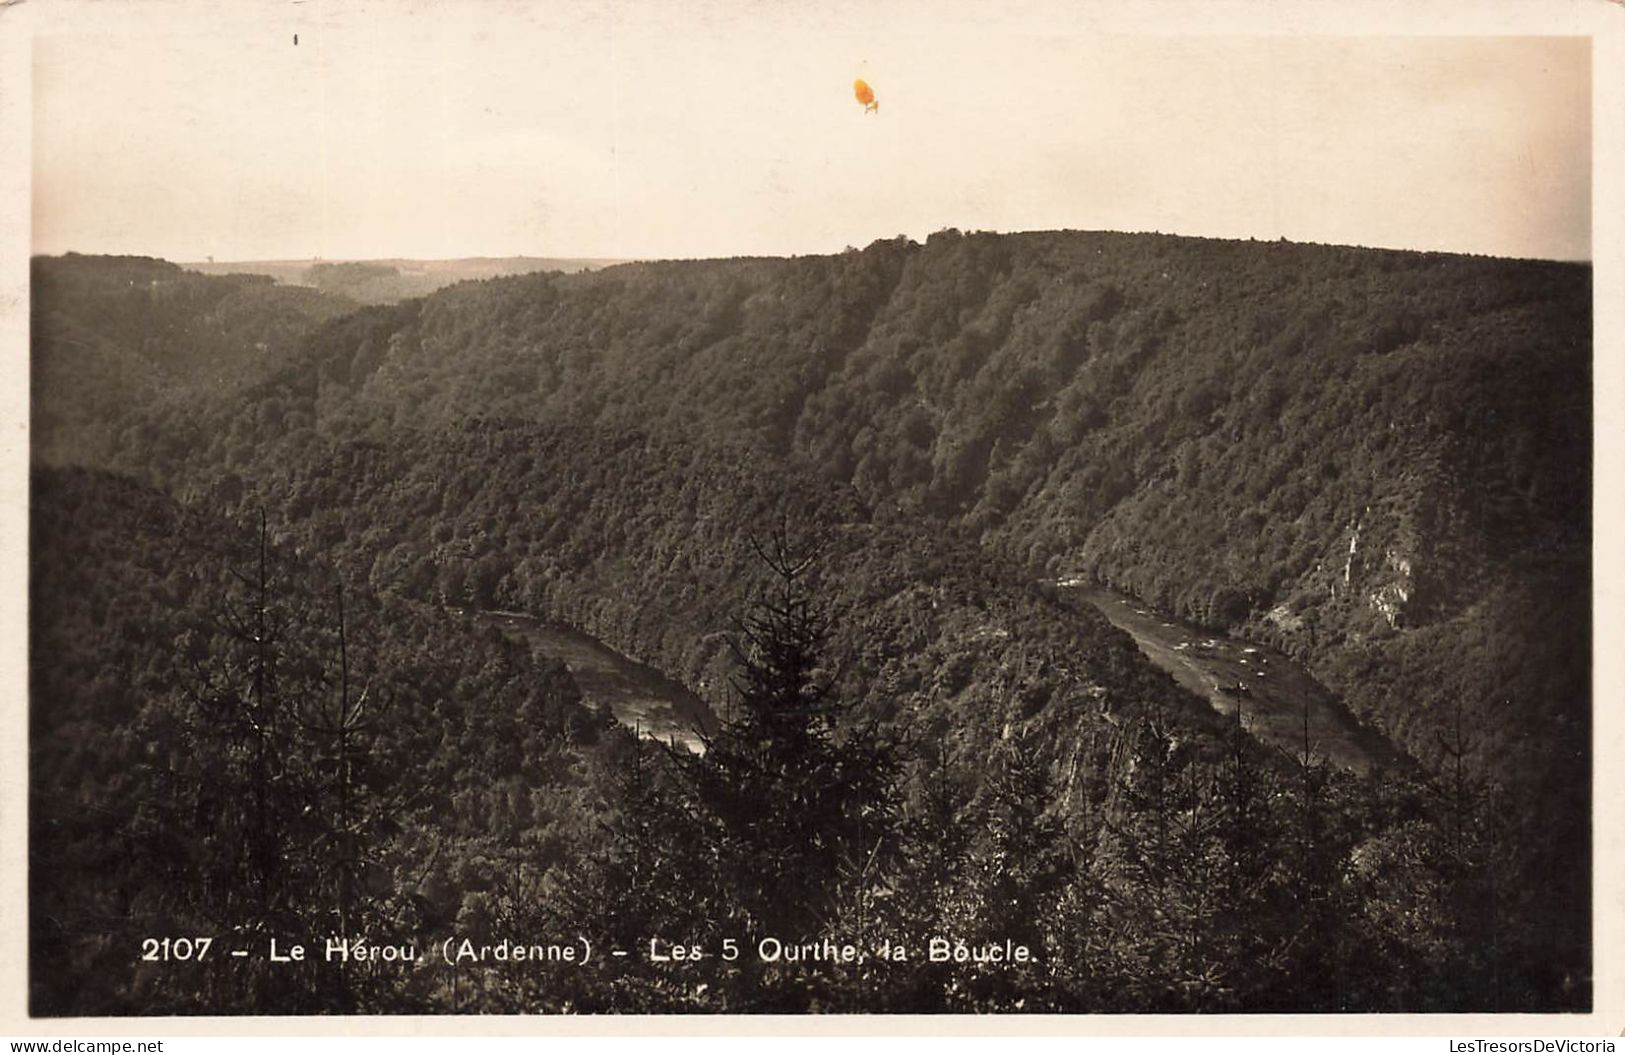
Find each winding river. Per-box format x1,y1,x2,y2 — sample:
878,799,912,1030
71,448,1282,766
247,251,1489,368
1064,584,1406,774
468,609,715,753
463,583,1405,774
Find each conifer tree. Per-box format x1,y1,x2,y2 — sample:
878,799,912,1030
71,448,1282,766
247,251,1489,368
158,510,323,1009
156,513,405,1010
549,734,716,1012
1211,699,1290,1002
952,731,1082,1010
678,525,902,956
1098,706,1235,1009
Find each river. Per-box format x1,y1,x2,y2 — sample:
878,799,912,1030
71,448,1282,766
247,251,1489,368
467,609,715,753
1063,584,1406,774
464,584,1403,774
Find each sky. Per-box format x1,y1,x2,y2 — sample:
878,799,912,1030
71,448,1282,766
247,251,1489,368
29,3,1593,263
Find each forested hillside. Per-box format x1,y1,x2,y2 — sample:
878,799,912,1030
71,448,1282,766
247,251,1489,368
31,254,357,468
30,468,610,1014
29,232,1591,1012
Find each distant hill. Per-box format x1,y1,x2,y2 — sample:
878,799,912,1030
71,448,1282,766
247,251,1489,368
30,254,358,467
184,254,628,304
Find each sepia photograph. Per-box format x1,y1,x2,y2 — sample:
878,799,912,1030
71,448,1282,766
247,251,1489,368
6,0,1618,1028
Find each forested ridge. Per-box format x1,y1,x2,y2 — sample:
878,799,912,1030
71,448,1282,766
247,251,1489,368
29,230,1590,1012
184,255,622,305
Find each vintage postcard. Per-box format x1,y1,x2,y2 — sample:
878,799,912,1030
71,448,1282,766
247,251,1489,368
1,0,1620,1037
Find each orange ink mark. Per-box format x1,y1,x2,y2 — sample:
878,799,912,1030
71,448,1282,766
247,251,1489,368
853,79,878,113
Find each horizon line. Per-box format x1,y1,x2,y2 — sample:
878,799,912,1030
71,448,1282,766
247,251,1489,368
35,225,1595,269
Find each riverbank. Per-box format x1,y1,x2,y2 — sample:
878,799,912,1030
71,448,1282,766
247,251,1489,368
456,607,715,753
1064,585,1408,774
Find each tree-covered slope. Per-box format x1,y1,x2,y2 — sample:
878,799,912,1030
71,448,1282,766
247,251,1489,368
31,254,358,467
142,230,1583,799
29,466,612,1014
31,463,1560,1013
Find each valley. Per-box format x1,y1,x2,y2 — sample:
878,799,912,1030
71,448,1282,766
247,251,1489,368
27,231,1592,1013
